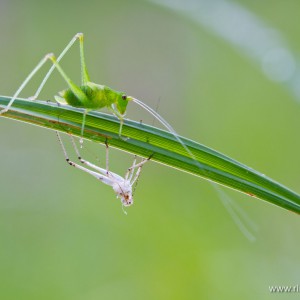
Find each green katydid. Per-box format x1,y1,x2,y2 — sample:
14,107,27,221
0,33,186,144
0,33,134,141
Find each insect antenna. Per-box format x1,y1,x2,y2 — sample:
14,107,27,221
133,97,256,241
151,97,161,127
132,97,201,157
213,185,258,242
132,97,205,170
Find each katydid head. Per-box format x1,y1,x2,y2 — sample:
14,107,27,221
116,94,134,115
113,180,133,206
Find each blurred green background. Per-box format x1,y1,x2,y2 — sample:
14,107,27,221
1,0,300,299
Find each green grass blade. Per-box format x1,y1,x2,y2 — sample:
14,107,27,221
1,95,300,214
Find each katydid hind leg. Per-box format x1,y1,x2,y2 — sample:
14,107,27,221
46,53,88,104
29,33,84,101
44,53,90,145
78,33,90,85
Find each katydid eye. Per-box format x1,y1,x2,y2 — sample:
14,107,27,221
122,95,127,100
